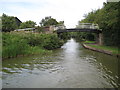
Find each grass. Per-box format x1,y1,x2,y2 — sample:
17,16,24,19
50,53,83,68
83,40,96,44
85,43,119,55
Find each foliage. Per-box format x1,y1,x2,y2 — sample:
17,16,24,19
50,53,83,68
1,13,37,32
43,34,64,50
0,22,1,59
2,32,64,58
58,21,64,25
58,32,71,41
38,16,65,33
79,2,119,46
36,26,44,33
2,32,29,58
39,16,58,27
19,20,36,29
2,14,18,32
83,40,96,44
0,17,2,30
70,32,95,41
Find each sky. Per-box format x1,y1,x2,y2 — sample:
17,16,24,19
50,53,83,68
0,0,106,28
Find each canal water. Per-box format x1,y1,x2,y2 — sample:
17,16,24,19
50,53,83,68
2,38,119,88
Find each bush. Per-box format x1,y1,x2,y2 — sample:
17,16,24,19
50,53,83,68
43,34,63,50
2,33,29,58
2,32,64,59
22,33,64,50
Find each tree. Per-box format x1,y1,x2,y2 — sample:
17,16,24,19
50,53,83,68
2,13,18,32
19,20,36,29
39,16,58,27
78,2,119,46
58,21,64,25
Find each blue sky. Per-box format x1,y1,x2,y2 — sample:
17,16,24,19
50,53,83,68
0,0,106,28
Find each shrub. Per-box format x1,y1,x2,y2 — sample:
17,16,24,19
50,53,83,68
2,33,29,58
2,32,64,58
43,34,63,50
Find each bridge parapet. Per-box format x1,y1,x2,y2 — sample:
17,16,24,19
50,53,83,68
76,23,99,29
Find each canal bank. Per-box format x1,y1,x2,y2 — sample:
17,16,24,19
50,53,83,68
82,43,120,57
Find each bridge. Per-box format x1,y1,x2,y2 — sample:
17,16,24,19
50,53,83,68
56,23,103,45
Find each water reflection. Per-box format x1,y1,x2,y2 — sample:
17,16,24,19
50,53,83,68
2,38,119,88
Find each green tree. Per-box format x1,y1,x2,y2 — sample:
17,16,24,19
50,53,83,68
58,21,64,25
36,26,44,33
78,2,119,46
19,20,36,29
39,16,58,26
2,13,18,32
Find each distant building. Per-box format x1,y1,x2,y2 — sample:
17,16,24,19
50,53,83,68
44,26,50,32
14,17,22,27
42,26,55,34
42,24,66,34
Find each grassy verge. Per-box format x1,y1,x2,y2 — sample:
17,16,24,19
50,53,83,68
83,41,119,55
2,32,64,59
83,40,96,44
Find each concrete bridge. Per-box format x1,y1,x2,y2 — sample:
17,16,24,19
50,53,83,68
56,28,103,45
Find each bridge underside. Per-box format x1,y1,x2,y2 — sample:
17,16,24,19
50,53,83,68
57,28,103,45
57,28,102,33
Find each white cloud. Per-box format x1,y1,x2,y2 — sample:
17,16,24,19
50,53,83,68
1,0,106,28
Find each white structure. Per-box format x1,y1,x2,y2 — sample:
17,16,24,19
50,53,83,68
14,28,35,32
76,23,99,29
53,25,66,31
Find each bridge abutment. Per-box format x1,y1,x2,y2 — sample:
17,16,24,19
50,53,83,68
99,33,103,45
95,33,103,45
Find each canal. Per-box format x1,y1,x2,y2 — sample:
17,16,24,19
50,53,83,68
2,38,119,88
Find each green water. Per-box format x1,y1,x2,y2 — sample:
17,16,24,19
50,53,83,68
2,38,119,88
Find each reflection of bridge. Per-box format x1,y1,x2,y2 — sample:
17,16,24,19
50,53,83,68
56,28,103,45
